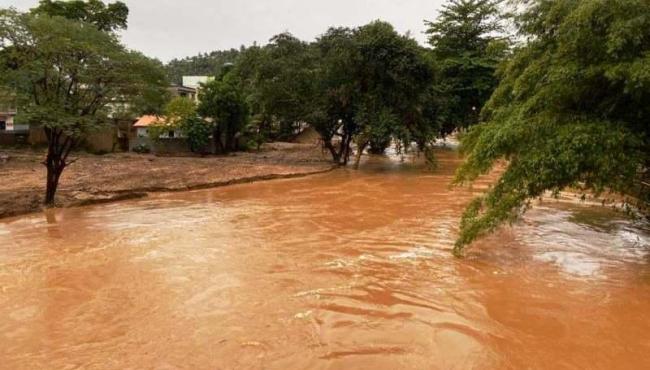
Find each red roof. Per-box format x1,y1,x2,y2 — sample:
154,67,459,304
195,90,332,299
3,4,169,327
133,115,166,127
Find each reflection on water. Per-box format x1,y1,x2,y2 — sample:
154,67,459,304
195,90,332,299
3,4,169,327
0,149,649,369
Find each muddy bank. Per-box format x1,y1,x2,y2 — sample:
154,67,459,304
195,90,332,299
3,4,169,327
0,142,334,219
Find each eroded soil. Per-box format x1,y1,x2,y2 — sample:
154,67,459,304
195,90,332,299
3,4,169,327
0,142,333,219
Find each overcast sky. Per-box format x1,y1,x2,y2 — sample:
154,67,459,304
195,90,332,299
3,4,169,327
1,0,445,62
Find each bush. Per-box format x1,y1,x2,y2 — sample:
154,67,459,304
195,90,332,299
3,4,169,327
133,143,150,154
181,116,212,153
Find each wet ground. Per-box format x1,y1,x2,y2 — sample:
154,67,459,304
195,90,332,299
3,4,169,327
0,142,332,219
0,149,649,369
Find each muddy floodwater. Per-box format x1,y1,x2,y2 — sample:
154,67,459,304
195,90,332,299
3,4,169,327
1,149,649,369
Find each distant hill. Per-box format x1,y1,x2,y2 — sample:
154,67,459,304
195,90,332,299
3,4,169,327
165,48,243,85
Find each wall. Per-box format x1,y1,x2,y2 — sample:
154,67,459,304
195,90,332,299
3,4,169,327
23,127,114,151
131,136,193,154
84,129,115,153
0,132,28,145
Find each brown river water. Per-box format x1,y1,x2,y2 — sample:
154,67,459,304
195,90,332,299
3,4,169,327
1,148,650,370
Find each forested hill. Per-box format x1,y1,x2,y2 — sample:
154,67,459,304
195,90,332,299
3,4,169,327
165,48,242,84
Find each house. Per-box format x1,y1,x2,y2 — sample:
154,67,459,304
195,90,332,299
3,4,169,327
0,102,29,145
134,115,184,139
0,105,19,132
169,85,198,102
182,76,214,90
131,115,190,153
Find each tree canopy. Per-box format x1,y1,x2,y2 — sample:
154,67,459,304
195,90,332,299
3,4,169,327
425,0,508,129
236,33,315,141
232,22,441,165
453,0,650,255
31,0,128,32
198,73,250,153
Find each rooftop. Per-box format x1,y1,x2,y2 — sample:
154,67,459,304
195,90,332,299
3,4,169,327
133,115,166,127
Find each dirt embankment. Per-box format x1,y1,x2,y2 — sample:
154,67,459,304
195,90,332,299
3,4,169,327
0,142,335,220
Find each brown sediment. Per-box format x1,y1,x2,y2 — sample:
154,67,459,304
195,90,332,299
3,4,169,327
0,142,335,220
0,148,648,369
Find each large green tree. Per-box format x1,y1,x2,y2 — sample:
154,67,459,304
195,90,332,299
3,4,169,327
198,73,249,154
0,9,168,204
307,27,360,165
236,33,316,141
425,0,508,129
348,21,435,167
31,0,128,32
453,0,650,255
307,22,437,166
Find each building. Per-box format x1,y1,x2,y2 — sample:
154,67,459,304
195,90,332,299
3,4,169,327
0,105,18,131
0,101,29,145
181,76,214,90
169,85,198,102
133,115,184,139
131,115,191,153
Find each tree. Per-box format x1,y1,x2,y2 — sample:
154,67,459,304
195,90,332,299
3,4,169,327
351,21,435,166
31,0,128,32
198,73,249,154
0,9,168,204
425,0,508,129
307,22,436,167
308,27,359,165
241,33,316,141
182,116,212,154
165,48,242,85
163,96,196,127
453,0,650,255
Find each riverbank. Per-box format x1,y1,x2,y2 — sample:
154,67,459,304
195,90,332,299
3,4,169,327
0,142,334,220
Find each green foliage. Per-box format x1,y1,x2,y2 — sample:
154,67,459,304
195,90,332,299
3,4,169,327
454,0,650,255
182,116,212,153
235,22,439,165
425,0,508,129
36,0,170,118
31,0,129,32
198,73,249,153
317,22,438,164
235,34,316,140
107,52,170,118
224,17,486,162
146,123,167,142
164,97,197,127
165,49,242,85
0,9,165,138
352,21,435,149
306,26,359,163
132,143,150,154
244,114,271,151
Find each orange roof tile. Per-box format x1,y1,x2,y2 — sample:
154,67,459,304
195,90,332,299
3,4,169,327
133,115,166,127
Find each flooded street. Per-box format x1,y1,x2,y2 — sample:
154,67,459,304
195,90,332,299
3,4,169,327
1,149,649,369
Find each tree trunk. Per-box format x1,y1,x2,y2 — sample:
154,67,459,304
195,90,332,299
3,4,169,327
340,134,353,166
324,140,341,164
224,126,236,153
213,127,223,154
353,140,369,170
43,127,77,206
45,160,63,205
